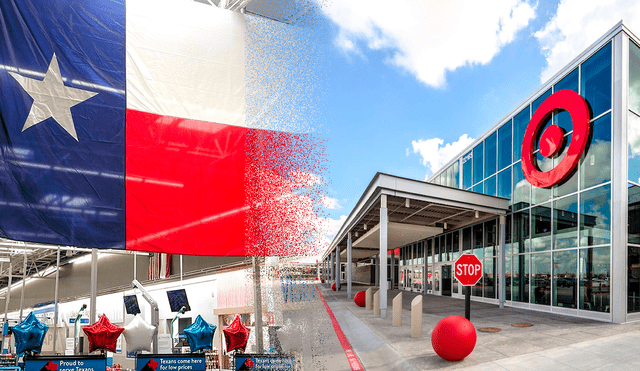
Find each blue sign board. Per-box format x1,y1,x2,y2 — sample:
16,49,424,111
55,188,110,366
136,354,205,371
234,354,295,371
24,355,106,371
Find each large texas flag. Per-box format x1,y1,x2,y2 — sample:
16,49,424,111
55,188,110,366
0,0,323,255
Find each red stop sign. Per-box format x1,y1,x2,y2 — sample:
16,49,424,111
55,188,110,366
454,254,483,286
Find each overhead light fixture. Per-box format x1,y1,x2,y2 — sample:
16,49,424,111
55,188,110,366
355,231,359,237
0,257,10,263
405,198,410,208
364,224,367,230
444,222,447,230
475,210,479,218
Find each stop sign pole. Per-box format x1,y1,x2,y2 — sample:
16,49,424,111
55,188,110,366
454,254,483,320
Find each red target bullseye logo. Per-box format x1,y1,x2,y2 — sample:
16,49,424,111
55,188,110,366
521,90,591,188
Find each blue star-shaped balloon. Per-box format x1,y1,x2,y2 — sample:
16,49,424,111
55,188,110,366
183,315,216,352
12,312,49,356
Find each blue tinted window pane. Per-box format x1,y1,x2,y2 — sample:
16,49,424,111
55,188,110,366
498,121,512,170
580,113,611,190
555,67,579,94
485,175,496,196
472,182,483,194
553,250,577,308
485,132,497,178
512,161,529,210
630,112,640,183
513,210,530,254
452,161,459,188
532,88,552,114
531,204,551,252
513,107,530,163
579,246,610,312
581,42,611,118
473,143,483,184
512,254,529,303
446,166,453,187
554,195,578,249
498,167,512,199
462,151,473,189
580,184,611,247
630,184,640,244
631,41,640,113
531,252,551,305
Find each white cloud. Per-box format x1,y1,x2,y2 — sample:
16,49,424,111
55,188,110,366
412,134,475,178
535,0,640,83
322,195,343,210
323,0,536,88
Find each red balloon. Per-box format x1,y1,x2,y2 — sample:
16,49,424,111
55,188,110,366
331,283,336,291
82,314,125,353
223,314,251,352
354,291,366,307
431,315,476,361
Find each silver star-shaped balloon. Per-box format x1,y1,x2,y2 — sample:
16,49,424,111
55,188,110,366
9,53,98,141
123,315,156,353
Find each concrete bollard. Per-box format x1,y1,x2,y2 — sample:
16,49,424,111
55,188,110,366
393,292,403,327
411,295,423,338
374,290,380,316
366,287,373,310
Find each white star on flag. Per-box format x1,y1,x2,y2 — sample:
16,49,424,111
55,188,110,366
8,53,98,141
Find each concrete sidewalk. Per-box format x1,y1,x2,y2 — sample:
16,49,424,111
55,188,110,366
318,283,640,370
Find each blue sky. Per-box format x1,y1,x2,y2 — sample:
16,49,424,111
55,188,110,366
309,0,640,249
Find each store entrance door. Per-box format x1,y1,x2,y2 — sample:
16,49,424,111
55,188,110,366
442,265,452,296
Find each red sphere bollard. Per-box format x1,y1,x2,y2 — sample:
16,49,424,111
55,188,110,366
321,279,324,283
332,283,336,291
431,315,476,361
354,291,366,307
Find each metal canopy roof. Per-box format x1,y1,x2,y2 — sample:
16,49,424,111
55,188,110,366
324,173,510,262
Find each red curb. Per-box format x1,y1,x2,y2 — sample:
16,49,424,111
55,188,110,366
315,285,365,371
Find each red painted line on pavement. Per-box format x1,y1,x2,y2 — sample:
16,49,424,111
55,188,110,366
315,285,365,371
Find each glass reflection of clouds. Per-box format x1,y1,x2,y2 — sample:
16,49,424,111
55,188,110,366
629,112,640,184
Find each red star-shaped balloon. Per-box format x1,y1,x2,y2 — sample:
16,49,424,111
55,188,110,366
82,314,124,353
222,314,251,353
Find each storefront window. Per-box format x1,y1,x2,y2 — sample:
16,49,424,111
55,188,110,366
505,255,512,301
553,250,577,308
512,162,530,211
531,204,552,252
498,120,512,171
629,246,640,313
532,88,552,113
485,175,496,197
513,107,530,162
485,131,497,178
581,42,611,119
452,232,460,261
446,166,453,187
473,143,483,185
554,195,578,249
630,184,640,244
579,246,610,312
462,151,473,189
629,112,640,183
473,223,483,259
580,113,611,190
484,219,496,257
452,161,459,188
580,184,611,247
462,227,471,252
630,41,640,113
531,252,551,305
512,254,529,303
484,257,497,299
498,167,512,199
505,214,512,255
445,234,452,262
434,238,440,263
513,210,530,254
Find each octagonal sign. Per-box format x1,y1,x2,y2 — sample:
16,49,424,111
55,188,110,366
454,254,483,286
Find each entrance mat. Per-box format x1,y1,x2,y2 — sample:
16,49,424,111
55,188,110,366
476,327,501,333
511,323,533,327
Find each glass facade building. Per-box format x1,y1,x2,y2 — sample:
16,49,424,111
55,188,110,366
398,23,640,322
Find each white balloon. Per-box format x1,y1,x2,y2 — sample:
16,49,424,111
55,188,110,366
123,316,156,353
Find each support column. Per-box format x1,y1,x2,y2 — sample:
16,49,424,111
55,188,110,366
252,257,263,353
330,252,334,281
90,249,98,324
347,232,353,298
336,247,341,290
499,215,506,309
53,247,61,355
19,250,27,320
374,256,379,287
4,262,12,322
611,31,629,323
380,194,388,318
